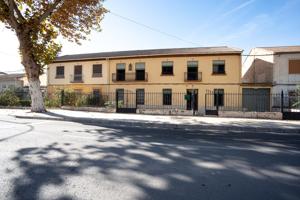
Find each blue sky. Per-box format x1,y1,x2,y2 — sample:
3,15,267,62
0,0,300,72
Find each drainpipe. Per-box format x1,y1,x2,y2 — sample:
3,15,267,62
106,58,110,93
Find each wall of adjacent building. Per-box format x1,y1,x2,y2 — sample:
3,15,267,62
273,53,300,93
0,79,23,92
242,48,274,84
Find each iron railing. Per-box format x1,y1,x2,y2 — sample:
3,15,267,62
184,72,202,81
70,74,84,83
205,91,300,113
112,72,148,82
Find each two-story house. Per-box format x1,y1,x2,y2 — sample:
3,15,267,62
243,46,300,94
48,46,243,113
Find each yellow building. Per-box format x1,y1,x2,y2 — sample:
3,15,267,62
48,46,243,114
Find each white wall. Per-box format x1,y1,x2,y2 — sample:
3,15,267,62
0,79,23,92
273,53,300,93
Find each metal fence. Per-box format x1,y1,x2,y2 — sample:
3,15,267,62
60,91,189,111
205,91,300,113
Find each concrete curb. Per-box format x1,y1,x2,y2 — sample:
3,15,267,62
13,115,300,134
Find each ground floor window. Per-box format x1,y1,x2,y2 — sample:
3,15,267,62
163,89,172,105
214,89,224,106
136,89,145,105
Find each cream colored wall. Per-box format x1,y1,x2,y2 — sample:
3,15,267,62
109,55,241,85
22,73,47,87
48,60,108,85
48,54,242,109
108,84,240,110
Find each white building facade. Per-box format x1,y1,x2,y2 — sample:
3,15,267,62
242,46,300,94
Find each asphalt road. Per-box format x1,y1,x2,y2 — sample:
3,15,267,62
0,113,299,200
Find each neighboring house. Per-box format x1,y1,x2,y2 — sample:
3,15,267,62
242,46,300,94
0,73,25,92
48,46,243,113
0,72,47,92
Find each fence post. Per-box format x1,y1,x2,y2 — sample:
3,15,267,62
115,91,118,112
205,92,207,115
281,90,284,113
192,90,195,116
216,90,219,113
61,90,64,106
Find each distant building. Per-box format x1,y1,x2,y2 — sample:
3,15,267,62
0,72,47,92
0,73,25,92
242,46,300,94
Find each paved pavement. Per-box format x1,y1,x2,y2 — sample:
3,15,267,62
3,109,300,132
0,110,300,200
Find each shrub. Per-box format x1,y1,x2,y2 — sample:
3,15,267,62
19,100,31,107
75,95,88,107
0,90,20,106
63,91,77,106
44,96,60,108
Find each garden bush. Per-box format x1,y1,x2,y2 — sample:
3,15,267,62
0,90,20,106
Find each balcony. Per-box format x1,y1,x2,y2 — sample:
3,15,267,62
184,72,202,82
70,74,84,83
112,72,148,82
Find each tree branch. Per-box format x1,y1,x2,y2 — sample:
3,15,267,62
1,0,19,28
0,0,9,19
38,0,64,23
9,0,25,22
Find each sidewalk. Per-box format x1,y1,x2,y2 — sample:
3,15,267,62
2,109,300,133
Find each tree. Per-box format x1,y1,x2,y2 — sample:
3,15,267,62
0,0,106,112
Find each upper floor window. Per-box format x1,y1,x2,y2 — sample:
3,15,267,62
289,60,300,74
212,60,225,74
116,63,126,81
135,62,146,81
56,66,64,78
92,64,102,77
162,61,173,75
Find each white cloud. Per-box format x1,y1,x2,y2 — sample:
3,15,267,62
222,0,256,17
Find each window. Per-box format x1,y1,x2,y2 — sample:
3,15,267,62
92,64,102,77
212,60,225,74
214,89,224,106
135,62,146,80
187,61,199,80
116,63,126,81
162,61,173,75
136,89,145,105
56,66,64,78
73,65,83,82
289,60,300,74
163,89,172,105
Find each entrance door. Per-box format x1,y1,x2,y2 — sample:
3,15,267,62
186,89,198,110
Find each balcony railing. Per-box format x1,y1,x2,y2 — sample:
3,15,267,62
184,72,202,81
70,74,84,83
112,72,148,82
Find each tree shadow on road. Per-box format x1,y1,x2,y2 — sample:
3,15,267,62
10,118,300,200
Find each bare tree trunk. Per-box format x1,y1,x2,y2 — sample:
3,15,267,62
28,78,46,112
